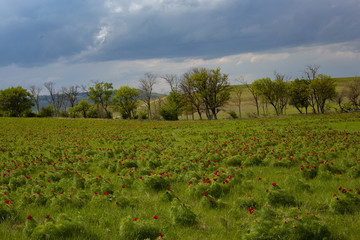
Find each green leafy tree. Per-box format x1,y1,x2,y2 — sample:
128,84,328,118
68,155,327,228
0,86,34,117
112,86,140,119
71,100,92,118
159,90,183,120
88,81,113,118
310,74,337,114
288,78,310,114
255,76,288,115
188,67,231,120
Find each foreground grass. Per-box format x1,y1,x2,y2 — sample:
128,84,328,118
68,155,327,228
0,113,359,239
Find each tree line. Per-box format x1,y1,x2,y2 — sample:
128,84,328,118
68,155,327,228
0,65,359,119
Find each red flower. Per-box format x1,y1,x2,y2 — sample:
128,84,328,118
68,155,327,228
116,202,119,205
188,181,192,186
45,215,50,218
272,183,277,187
153,215,158,220
158,233,163,239
104,192,109,195
122,185,125,188
203,193,208,197
94,192,98,194
258,178,262,180
249,207,254,214
134,217,138,221
342,189,347,193
26,215,33,219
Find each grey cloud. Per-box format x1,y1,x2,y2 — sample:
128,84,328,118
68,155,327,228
0,0,359,67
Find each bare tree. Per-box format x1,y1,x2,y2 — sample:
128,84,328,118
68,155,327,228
161,74,181,92
44,82,65,116
139,73,157,119
63,85,79,108
29,85,42,113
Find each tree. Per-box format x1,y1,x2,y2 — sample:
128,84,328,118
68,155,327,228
189,67,231,120
139,73,157,119
303,65,320,113
310,74,337,114
71,100,92,118
44,82,65,116
288,79,310,114
233,77,244,118
29,85,42,113
180,68,204,120
88,81,113,118
244,80,261,117
347,77,360,111
160,76,184,121
112,86,140,119
255,76,289,116
0,86,34,117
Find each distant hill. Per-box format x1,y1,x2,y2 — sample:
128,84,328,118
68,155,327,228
34,90,167,111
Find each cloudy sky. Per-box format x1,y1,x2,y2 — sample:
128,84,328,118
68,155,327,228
1,0,360,93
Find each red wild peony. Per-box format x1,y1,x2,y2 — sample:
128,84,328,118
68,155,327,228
249,207,254,214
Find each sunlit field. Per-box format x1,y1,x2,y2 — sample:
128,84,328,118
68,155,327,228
1,113,360,239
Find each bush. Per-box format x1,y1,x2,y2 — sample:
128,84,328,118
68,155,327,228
225,156,242,167
267,189,297,207
38,105,54,117
244,207,331,240
143,175,170,191
119,217,159,240
171,202,197,227
228,110,238,119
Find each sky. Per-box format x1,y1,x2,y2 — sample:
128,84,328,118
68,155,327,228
1,0,360,94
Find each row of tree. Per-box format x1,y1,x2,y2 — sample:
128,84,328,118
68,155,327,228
1,65,359,119
242,65,359,117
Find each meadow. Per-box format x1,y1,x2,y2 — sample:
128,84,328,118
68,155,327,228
0,113,360,239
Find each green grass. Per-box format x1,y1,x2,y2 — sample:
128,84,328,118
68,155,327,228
0,113,360,239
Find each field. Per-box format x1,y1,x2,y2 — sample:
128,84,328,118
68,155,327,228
1,113,360,239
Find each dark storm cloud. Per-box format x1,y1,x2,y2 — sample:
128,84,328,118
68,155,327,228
0,0,359,67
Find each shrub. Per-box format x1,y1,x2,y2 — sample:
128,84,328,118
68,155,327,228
225,156,242,167
267,189,297,207
171,202,197,227
244,207,331,240
301,167,318,180
143,175,170,191
119,217,159,240
228,110,238,119
329,190,360,214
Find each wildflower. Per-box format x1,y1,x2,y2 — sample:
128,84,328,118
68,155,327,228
45,215,50,218
203,193,208,196
153,215,158,220
104,192,109,195
249,207,254,214
159,233,163,239
122,185,125,188
272,183,277,187
134,217,138,221
26,215,33,219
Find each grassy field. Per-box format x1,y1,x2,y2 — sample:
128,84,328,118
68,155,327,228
0,113,360,239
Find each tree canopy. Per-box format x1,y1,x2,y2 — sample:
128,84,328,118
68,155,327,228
0,86,34,117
